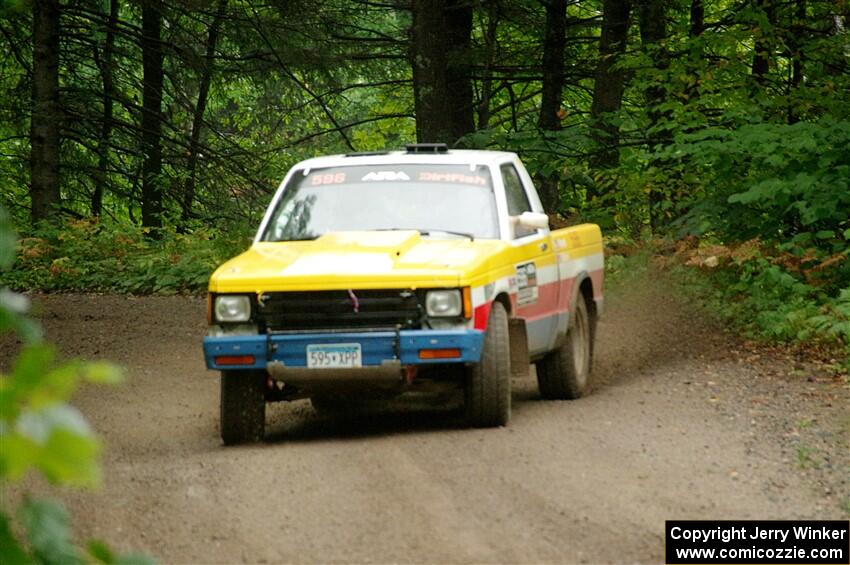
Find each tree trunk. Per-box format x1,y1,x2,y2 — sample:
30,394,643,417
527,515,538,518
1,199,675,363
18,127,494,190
506,81,519,131
588,0,631,177
92,0,118,217
685,0,703,99
476,1,498,129
788,0,806,123
637,0,668,128
410,0,474,145
181,0,227,227
30,0,61,223
689,0,703,37
637,0,669,232
445,0,474,143
751,0,775,84
141,0,164,229
826,12,848,76
536,0,567,212
411,0,450,143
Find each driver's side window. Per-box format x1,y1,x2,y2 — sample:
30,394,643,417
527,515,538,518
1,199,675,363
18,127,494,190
501,164,535,238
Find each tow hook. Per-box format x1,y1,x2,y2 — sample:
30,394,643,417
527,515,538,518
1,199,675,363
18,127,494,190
266,377,296,402
404,366,418,385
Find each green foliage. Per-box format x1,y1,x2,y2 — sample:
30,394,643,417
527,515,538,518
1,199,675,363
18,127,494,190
655,116,850,348
17,499,83,565
604,6,850,353
667,118,850,254
670,251,850,363
728,259,839,343
0,218,250,294
0,289,41,343
0,343,122,485
807,289,850,348
0,213,153,564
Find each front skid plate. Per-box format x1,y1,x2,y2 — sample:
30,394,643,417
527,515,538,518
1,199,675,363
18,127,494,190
267,359,402,386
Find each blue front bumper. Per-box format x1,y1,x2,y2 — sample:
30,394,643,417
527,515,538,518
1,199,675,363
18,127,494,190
203,329,485,371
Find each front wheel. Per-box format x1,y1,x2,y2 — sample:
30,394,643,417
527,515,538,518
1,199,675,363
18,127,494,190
220,370,266,445
536,296,593,400
465,301,511,427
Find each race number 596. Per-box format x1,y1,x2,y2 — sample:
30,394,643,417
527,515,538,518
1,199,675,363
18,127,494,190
311,173,346,185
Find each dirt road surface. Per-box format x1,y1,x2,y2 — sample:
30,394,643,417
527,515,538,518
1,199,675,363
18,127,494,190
3,272,848,563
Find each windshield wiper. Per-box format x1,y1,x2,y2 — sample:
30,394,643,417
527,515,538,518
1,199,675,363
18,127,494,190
376,227,474,241
419,229,474,241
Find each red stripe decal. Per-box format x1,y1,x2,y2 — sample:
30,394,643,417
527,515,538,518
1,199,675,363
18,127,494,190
515,280,563,321
473,301,492,330
558,277,576,312
475,267,604,328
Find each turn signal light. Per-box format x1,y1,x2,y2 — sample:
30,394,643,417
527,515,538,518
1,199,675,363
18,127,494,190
462,287,472,319
418,348,461,359
215,355,256,366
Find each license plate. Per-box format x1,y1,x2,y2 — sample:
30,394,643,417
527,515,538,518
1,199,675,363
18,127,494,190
306,343,362,368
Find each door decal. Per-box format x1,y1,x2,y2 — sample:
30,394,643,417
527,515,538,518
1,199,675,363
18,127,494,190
515,262,538,306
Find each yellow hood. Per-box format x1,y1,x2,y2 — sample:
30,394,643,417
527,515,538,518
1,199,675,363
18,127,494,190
209,230,509,293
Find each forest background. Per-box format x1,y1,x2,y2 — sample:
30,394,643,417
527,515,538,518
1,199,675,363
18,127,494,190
1,0,849,357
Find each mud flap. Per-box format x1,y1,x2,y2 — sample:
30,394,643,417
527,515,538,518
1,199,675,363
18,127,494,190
509,318,529,379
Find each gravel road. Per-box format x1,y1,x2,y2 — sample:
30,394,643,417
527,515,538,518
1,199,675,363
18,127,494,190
3,271,848,563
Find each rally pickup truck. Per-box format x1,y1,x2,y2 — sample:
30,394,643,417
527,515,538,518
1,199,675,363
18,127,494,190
203,144,604,444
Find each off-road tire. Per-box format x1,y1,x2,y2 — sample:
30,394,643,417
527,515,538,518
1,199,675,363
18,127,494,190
465,301,511,427
220,370,266,445
536,295,593,400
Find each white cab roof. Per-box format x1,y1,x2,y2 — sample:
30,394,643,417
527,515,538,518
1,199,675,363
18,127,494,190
293,149,519,170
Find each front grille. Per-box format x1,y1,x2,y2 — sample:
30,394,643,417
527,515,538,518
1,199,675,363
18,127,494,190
256,290,423,332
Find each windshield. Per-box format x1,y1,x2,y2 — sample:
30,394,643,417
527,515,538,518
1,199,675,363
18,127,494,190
261,164,499,241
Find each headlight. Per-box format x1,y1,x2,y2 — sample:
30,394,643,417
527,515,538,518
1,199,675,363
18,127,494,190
426,290,462,317
214,295,251,322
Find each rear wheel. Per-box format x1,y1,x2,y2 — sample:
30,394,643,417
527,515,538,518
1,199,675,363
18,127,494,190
220,370,266,445
465,301,511,427
536,295,593,400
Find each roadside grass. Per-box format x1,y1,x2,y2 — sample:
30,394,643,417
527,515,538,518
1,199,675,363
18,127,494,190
602,238,651,291
795,418,814,430
795,445,821,470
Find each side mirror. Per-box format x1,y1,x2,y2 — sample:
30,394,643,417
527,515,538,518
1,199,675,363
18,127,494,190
514,211,549,231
